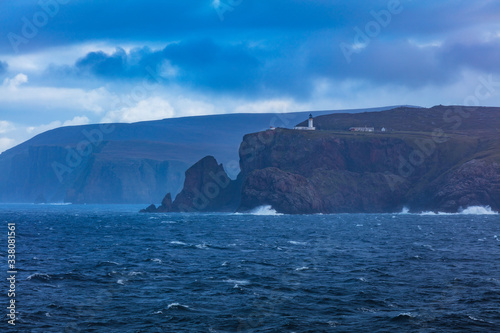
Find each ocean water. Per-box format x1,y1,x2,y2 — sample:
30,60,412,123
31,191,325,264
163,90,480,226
1,204,499,332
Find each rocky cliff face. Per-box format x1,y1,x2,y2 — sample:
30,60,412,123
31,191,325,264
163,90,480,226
144,106,500,214
141,156,241,213
236,128,499,213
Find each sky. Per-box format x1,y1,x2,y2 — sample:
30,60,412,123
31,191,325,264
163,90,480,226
1,0,500,152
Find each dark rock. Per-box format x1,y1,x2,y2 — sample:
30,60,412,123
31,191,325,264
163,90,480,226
141,156,241,213
140,204,157,213
239,167,323,214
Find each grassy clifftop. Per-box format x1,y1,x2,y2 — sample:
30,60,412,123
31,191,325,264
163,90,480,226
238,106,500,213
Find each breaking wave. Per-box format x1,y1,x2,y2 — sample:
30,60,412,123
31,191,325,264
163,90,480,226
420,205,498,215
249,205,283,216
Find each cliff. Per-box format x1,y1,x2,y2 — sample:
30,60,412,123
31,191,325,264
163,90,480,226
146,105,500,214
141,156,241,213
1,108,389,204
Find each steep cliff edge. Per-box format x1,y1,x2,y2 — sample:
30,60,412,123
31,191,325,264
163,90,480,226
144,106,500,214
141,156,241,213
237,126,499,213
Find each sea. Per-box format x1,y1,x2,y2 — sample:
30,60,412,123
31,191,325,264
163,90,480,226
1,204,499,332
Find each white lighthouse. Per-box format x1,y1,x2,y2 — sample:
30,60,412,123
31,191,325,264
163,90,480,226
294,114,316,131
308,114,314,129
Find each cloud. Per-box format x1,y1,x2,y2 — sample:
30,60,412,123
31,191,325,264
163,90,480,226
0,120,15,134
0,137,15,153
3,73,28,89
27,116,90,135
102,97,175,123
0,74,113,114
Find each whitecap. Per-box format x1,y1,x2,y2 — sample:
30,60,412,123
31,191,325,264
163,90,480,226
460,206,498,215
295,266,309,271
224,279,250,286
117,279,125,285
151,258,162,263
170,241,188,246
196,243,208,249
249,205,283,216
288,241,307,246
153,310,163,315
128,271,144,276
26,273,51,281
420,205,498,215
222,261,229,266
396,312,416,318
167,303,190,310
400,207,410,214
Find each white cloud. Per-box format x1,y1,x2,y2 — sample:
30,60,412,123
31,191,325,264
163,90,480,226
26,116,90,135
234,99,298,114
102,97,175,123
0,121,15,134
0,74,113,113
2,73,28,90
0,137,15,153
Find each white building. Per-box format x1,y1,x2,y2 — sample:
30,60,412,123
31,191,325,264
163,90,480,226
349,126,375,132
294,114,316,131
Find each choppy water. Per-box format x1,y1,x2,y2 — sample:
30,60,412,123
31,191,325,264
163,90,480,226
1,204,499,332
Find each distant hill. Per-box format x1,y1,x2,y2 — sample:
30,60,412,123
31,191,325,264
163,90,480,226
0,106,401,204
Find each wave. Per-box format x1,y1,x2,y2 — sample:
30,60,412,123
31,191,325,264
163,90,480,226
169,241,188,246
460,206,498,215
26,273,51,281
288,241,307,246
420,205,498,216
249,205,283,216
167,303,190,310
223,279,250,286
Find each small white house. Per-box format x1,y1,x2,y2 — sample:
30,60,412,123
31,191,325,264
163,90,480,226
349,126,375,132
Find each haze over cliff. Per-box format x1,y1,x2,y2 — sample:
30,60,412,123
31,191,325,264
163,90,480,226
0,107,395,204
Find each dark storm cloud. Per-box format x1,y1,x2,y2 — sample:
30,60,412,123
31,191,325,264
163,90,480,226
4,0,500,97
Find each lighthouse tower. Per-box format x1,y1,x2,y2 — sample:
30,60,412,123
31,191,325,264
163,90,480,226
293,114,316,130
308,114,314,129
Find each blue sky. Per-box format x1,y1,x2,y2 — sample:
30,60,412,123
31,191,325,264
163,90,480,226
1,0,500,152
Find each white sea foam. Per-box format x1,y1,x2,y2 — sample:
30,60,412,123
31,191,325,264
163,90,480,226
295,266,309,271
459,206,498,215
167,303,190,310
117,279,125,285
249,205,283,216
26,273,51,281
400,207,410,214
170,241,188,246
224,279,250,286
420,205,498,215
288,241,307,245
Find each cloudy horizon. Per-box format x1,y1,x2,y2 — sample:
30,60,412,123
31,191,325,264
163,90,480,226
1,0,500,152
